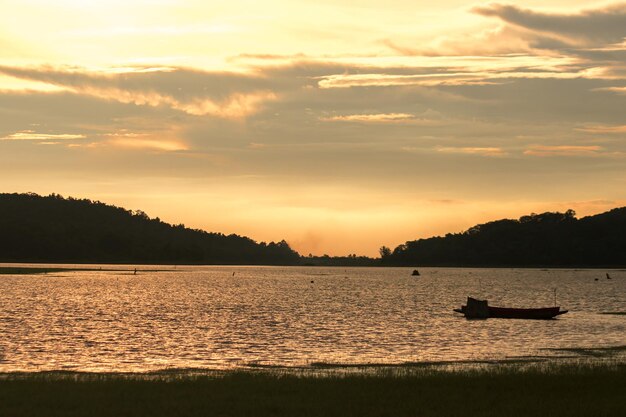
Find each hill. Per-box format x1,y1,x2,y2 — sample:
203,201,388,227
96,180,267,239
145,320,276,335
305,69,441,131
2,193,625,267
382,208,626,267
0,193,300,265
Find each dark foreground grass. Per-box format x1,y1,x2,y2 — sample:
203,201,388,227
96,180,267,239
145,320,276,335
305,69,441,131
1,364,625,417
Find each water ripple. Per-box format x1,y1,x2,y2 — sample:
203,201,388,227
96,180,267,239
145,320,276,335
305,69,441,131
0,266,624,372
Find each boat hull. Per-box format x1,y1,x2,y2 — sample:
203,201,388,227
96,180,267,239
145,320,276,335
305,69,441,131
487,306,567,319
454,298,568,319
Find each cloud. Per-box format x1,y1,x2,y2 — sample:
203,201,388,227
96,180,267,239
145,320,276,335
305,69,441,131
0,73,67,93
577,124,626,133
317,72,491,88
320,113,416,123
1,40,626,177
436,146,507,157
562,199,626,215
597,86,626,94
380,2,626,84
93,131,187,151
1,130,85,140
428,199,466,205
523,145,604,157
472,3,626,46
0,65,278,119
382,26,534,57
105,137,188,151
316,68,588,89
73,84,276,119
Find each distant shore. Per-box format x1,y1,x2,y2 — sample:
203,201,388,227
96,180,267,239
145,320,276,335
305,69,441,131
0,266,173,275
1,361,624,417
2,264,626,275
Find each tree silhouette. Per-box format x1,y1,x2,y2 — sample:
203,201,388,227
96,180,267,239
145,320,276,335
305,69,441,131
384,208,626,267
379,246,392,259
0,193,300,265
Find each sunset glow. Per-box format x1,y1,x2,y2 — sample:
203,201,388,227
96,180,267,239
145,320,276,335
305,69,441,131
2,0,626,255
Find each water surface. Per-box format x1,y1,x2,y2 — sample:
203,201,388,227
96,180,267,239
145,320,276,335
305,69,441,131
0,265,624,372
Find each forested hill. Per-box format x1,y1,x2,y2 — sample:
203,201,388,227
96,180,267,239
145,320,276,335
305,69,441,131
0,193,300,265
3,193,625,267
382,208,626,267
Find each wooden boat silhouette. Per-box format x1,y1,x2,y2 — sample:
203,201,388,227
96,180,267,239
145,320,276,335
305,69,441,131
454,297,568,320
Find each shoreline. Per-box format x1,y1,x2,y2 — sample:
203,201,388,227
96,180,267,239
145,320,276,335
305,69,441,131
2,264,626,275
2,346,625,378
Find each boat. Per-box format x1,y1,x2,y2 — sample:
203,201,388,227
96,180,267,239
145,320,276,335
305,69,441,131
454,297,568,320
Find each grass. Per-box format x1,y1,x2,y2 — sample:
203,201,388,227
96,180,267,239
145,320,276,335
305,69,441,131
1,363,624,417
541,345,626,358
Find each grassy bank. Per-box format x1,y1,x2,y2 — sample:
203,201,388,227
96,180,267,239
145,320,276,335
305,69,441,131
1,363,624,417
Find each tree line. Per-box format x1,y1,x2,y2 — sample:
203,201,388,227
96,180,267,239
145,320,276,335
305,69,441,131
380,208,626,267
2,193,625,267
0,193,300,265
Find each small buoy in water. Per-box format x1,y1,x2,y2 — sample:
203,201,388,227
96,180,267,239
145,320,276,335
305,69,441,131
412,269,420,276
606,273,611,280
311,280,314,283
595,278,599,281
133,268,137,275
232,272,236,276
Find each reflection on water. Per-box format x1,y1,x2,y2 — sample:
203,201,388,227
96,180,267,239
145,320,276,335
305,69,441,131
0,266,624,372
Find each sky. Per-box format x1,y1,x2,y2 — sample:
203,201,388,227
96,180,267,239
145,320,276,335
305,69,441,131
1,0,626,256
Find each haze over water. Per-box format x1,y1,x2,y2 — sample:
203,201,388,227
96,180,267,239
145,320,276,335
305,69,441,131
1,266,624,373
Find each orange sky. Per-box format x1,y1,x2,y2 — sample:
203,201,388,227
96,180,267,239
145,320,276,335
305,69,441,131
2,1,626,255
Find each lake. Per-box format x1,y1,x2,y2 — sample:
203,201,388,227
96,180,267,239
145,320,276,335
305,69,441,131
0,265,624,372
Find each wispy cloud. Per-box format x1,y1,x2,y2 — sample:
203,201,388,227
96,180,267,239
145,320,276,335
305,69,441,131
71,85,277,119
1,130,85,140
106,137,188,151
320,113,416,123
436,146,507,157
98,131,188,151
597,86,626,94
577,124,626,134
317,72,491,88
523,145,604,157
